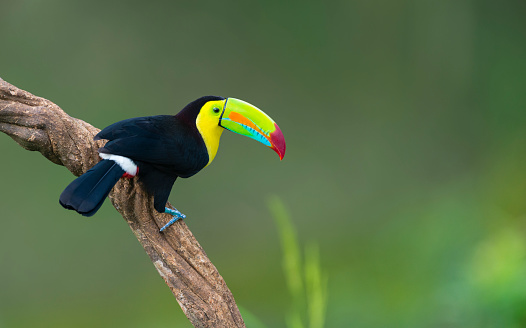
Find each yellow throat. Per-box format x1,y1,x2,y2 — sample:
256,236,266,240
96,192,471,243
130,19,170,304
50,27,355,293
195,100,225,166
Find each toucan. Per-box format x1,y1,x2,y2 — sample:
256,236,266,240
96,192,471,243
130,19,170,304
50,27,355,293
59,96,286,231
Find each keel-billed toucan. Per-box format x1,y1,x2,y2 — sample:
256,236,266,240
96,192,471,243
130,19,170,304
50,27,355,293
59,96,286,231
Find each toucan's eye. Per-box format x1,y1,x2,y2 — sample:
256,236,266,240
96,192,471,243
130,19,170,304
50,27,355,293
213,107,220,113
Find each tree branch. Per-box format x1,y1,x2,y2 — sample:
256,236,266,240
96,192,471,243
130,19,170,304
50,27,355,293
0,77,245,328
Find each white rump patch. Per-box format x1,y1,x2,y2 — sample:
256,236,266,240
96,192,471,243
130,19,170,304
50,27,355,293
99,153,138,176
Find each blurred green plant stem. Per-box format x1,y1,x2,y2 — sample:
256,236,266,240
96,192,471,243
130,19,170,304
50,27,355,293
269,196,328,328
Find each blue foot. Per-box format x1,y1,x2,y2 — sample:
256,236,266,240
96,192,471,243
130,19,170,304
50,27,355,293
160,207,186,232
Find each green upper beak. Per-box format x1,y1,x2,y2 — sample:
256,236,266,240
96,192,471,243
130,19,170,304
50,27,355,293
219,98,286,160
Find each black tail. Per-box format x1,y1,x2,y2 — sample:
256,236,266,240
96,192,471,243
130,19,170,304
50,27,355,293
59,160,125,216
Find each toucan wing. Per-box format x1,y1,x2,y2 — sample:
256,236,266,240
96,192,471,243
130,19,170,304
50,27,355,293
95,115,173,142
96,115,180,165
95,115,207,174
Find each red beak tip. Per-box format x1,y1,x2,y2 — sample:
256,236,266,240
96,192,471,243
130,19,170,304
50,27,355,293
270,123,286,161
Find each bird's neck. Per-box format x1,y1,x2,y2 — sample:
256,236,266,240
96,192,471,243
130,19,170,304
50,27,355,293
195,113,224,167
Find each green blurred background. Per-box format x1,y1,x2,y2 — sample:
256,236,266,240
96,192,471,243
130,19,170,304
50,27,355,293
1,0,526,327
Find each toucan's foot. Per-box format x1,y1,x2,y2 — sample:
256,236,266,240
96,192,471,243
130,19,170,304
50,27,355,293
160,207,186,232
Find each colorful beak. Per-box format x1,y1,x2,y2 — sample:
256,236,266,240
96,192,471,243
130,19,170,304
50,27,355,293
219,98,286,160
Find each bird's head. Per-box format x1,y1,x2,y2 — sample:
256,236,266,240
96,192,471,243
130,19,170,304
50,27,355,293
179,96,286,163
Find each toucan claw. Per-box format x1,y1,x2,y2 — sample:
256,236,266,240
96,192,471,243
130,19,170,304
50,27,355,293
160,207,186,232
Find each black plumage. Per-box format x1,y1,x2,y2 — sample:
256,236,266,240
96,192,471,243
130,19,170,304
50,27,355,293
59,96,224,216
59,160,125,216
